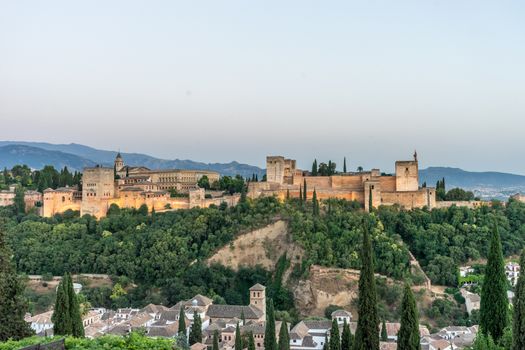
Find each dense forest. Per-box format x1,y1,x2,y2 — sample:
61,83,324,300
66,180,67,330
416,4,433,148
3,191,525,328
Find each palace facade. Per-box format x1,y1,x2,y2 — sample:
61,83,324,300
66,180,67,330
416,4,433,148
43,154,237,218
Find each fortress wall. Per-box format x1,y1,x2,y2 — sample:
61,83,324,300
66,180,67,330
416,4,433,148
43,191,81,217
302,177,332,188
378,176,396,191
380,190,431,210
435,201,487,209
331,175,366,190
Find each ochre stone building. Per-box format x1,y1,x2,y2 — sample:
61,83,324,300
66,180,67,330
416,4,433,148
250,153,436,211
43,154,237,219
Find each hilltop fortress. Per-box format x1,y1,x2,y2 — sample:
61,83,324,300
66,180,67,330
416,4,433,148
249,153,436,211
43,153,237,218
26,152,485,218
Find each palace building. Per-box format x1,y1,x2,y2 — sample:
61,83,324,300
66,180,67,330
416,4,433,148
42,153,236,219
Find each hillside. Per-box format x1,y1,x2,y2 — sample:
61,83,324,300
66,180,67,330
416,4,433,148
0,141,265,177
0,145,96,171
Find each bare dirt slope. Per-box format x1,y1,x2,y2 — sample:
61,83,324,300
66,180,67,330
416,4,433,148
207,220,303,271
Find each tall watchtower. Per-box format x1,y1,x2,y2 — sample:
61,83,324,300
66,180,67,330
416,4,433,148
114,152,124,172
249,283,266,314
395,152,419,192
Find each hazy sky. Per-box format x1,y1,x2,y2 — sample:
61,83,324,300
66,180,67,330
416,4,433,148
1,1,524,172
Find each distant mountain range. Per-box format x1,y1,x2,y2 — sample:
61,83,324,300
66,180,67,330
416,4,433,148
0,141,265,178
1,141,524,199
419,167,525,200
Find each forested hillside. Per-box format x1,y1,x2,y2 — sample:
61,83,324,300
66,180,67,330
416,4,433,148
3,195,525,327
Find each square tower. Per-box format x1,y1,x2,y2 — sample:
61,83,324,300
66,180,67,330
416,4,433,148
266,156,285,184
395,161,419,192
249,283,266,314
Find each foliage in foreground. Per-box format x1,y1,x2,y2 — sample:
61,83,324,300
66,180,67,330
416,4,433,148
0,333,175,350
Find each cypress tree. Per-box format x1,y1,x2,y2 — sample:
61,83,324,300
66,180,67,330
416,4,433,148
13,186,25,214
341,320,353,350
286,189,290,201
179,306,187,336
328,161,333,175
241,309,246,325
235,322,243,350
323,335,328,350
353,221,379,350
397,284,420,350
65,274,84,337
0,226,33,341
380,320,387,342
299,186,303,206
278,320,290,350
255,174,258,182
513,249,525,350
329,318,341,350
480,225,508,341
303,179,307,202
52,276,71,336
248,331,256,350
343,157,347,173
264,299,277,350
189,310,202,345
312,189,319,216
213,330,219,350
368,186,373,212
312,159,318,176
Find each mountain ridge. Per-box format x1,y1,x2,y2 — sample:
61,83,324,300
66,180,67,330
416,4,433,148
0,141,265,178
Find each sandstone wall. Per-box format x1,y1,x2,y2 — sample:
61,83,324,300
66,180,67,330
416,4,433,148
380,190,431,209
434,201,487,209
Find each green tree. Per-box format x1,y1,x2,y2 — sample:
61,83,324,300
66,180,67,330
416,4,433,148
13,186,25,214
353,221,379,350
471,333,501,350
235,322,243,350
380,320,387,342
178,306,187,336
312,189,319,216
278,320,290,350
52,276,71,336
213,330,220,350
264,299,277,350
341,320,353,350
0,225,33,341
197,176,210,190
248,331,256,350
513,249,525,350
480,225,508,341
303,179,307,203
397,284,420,350
368,186,372,212
65,274,84,337
189,310,202,345
329,318,341,350
312,159,318,176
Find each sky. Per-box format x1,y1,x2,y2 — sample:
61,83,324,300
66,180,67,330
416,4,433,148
1,1,524,173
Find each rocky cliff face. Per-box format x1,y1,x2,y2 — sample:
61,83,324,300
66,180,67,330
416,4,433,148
293,266,360,317
207,220,303,271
